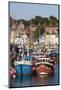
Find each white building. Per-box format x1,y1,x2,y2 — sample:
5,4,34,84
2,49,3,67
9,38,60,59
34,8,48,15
14,34,29,46
45,34,58,48
21,34,28,45
39,34,45,45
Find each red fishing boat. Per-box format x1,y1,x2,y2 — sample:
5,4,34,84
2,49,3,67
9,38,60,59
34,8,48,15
32,51,55,75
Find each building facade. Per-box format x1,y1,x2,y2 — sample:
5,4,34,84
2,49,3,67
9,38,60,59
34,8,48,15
45,26,59,48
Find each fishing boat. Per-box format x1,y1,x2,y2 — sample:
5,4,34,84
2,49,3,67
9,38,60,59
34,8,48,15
32,51,55,75
14,47,33,75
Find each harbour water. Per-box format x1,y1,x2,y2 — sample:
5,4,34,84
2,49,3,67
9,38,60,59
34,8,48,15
10,63,59,88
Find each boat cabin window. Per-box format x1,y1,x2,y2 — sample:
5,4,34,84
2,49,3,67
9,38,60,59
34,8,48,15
29,58,30,61
46,59,47,62
43,59,45,62
36,53,39,56
46,59,49,62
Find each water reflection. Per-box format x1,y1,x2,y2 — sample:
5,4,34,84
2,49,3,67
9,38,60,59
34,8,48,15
10,64,59,88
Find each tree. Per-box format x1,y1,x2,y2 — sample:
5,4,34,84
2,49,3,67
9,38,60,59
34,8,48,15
49,16,58,26
33,25,45,40
34,16,42,25
42,18,50,26
22,20,30,27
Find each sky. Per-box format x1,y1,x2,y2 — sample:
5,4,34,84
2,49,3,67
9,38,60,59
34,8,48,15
9,2,59,20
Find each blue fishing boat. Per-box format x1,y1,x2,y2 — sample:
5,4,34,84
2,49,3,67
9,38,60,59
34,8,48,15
14,48,33,75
